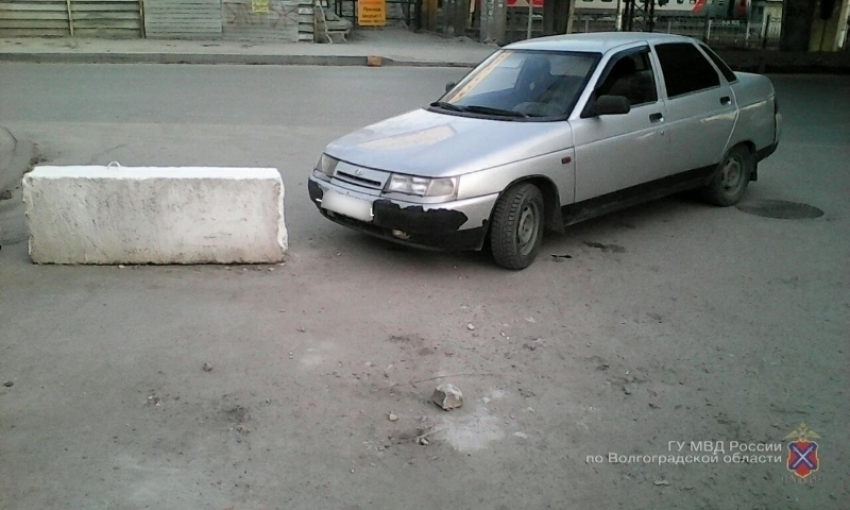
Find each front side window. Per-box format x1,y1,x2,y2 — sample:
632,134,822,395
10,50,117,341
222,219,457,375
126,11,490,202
655,42,721,98
435,50,601,119
595,50,658,107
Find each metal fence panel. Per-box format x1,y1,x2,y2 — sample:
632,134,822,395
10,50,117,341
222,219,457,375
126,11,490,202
568,14,783,50
144,0,223,39
0,0,142,37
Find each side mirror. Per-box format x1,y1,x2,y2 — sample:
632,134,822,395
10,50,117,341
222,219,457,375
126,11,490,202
588,95,630,117
445,82,456,93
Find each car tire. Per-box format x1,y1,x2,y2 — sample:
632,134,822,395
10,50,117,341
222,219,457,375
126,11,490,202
490,183,544,270
700,145,753,206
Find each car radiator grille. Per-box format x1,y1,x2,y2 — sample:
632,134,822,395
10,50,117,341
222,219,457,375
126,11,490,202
334,170,383,190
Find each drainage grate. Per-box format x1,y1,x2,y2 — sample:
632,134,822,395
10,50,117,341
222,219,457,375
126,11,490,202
736,200,824,219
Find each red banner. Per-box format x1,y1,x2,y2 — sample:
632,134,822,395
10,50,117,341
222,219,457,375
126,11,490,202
506,0,544,8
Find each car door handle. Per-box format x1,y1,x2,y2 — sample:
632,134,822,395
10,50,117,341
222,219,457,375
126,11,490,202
720,96,732,105
649,112,664,123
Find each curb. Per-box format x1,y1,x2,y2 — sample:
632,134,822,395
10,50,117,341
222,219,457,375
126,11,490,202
730,63,850,75
2,51,847,73
387,59,478,68
0,52,479,68
716,50,850,75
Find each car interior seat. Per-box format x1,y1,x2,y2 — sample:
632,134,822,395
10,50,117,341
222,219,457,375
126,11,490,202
601,57,637,101
517,55,553,98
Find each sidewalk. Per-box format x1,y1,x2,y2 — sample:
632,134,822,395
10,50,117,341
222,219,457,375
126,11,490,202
0,28,497,67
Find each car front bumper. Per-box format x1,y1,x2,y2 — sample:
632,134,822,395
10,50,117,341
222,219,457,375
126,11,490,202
307,178,496,252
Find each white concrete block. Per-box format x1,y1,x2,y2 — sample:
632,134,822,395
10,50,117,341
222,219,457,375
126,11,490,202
23,166,287,264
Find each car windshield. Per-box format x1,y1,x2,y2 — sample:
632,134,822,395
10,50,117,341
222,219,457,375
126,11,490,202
435,50,600,119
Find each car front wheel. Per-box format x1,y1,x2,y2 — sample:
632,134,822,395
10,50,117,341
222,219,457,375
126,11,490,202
701,145,753,206
490,183,544,270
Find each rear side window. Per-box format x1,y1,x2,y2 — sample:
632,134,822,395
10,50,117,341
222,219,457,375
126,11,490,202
655,43,721,98
699,44,738,83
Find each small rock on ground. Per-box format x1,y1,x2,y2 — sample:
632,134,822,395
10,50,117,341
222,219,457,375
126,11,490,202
432,383,463,411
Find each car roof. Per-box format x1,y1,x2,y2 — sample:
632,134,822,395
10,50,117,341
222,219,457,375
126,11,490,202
505,32,698,54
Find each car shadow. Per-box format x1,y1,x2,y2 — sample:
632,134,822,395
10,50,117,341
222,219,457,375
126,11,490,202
323,193,718,270
542,193,715,251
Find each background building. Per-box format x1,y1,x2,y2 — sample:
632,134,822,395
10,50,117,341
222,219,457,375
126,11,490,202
0,0,847,50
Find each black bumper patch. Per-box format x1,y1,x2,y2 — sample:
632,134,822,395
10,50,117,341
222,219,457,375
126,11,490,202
308,180,487,252
372,199,468,233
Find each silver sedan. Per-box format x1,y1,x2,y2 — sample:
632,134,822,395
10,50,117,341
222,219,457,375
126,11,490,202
308,32,781,269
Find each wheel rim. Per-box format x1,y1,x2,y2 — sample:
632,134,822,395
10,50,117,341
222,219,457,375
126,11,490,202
516,202,540,256
720,154,744,192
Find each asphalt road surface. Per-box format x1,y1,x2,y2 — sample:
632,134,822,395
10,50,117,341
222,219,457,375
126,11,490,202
1,64,848,510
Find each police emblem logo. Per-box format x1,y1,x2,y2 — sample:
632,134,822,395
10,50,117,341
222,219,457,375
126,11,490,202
784,423,820,479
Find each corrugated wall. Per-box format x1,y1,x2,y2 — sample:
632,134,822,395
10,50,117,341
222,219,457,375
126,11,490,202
0,0,316,41
221,0,312,42
0,0,142,37
143,0,222,39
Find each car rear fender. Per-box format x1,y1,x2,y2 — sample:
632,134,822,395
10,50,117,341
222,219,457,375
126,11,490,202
727,73,777,155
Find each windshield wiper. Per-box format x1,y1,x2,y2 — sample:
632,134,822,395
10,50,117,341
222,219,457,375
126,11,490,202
430,102,535,119
429,101,467,112
462,105,530,118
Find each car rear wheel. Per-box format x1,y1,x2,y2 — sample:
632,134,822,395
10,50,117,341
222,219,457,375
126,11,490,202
490,183,544,270
700,145,753,206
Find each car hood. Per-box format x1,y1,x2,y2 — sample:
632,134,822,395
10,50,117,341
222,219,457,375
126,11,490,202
324,108,572,177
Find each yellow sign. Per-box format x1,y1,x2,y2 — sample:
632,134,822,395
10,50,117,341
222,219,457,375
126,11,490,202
252,0,270,13
358,0,386,27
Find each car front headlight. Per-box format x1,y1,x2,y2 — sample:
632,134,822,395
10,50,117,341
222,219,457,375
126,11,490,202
313,154,339,178
385,174,458,198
